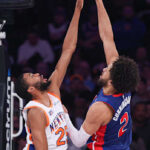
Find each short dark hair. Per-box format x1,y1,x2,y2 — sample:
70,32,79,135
110,56,140,93
15,74,32,101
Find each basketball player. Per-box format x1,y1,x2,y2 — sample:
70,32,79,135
15,0,84,149
64,0,140,149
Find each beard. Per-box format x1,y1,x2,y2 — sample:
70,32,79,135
98,78,108,88
34,80,51,92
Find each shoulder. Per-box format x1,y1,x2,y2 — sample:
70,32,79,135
28,107,45,117
87,102,113,125
89,102,113,116
18,41,29,51
27,107,47,125
24,101,47,119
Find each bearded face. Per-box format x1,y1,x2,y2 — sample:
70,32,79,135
34,80,51,91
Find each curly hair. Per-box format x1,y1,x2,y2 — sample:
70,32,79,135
110,56,140,93
15,74,32,101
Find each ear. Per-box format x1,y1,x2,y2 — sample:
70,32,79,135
27,86,35,94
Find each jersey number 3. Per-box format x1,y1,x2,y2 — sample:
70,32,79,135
118,112,129,137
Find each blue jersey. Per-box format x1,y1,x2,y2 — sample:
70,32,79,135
87,89,132,150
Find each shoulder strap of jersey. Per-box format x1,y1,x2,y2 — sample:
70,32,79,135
23,101,50,126
47,92,61,103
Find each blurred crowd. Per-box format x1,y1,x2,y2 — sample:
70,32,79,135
1,0,150,149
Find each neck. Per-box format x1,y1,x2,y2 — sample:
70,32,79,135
32,91,51,107
103,86,116,95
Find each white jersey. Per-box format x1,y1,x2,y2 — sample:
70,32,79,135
22,92,68,150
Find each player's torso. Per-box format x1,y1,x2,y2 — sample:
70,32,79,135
87,89,132,150
23,92,68,150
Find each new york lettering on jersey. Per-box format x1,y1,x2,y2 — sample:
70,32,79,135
87,89,132,150
23,93,68,150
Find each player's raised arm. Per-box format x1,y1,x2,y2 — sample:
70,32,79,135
48,0,83,95
96,0,119,65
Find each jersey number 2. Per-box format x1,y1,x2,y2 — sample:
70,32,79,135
118,112,129,137
55,126,67,146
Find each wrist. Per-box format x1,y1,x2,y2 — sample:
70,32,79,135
75,7,82,13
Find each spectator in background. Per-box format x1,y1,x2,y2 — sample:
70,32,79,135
130,129,146,150
74,60,95,92
146,79,150,99
135,47,149,65
113,5,146,56
92,62,106,94
146,101,150,124
17,137,26,150
79,5,102,65
134,0,150,12
131,79,149,106
68,74,90,98
35,62,51,78
141,64,150,81
48,6,68,59
73,96,87,130
17,29,54,66
132,102,150,149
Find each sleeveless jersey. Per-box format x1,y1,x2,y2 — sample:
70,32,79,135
87,89,132,150
22,92,68,150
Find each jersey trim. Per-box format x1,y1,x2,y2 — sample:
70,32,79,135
32,99,53,108
48,92,61,102
87,125,107,150
102,101,115,113
27,144,30,150
113,93,123,97
27,127,33,143
27,144,35,150
24,106,50,127
102,88,123,98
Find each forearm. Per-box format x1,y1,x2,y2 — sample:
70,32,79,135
96,0,113,41
62,6,81,53
65,114,91,148
96,0,119,64
50,2,83,87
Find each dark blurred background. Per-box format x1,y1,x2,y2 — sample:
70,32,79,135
1,0,150,149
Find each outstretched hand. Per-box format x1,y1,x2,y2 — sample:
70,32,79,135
76,0,84,11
